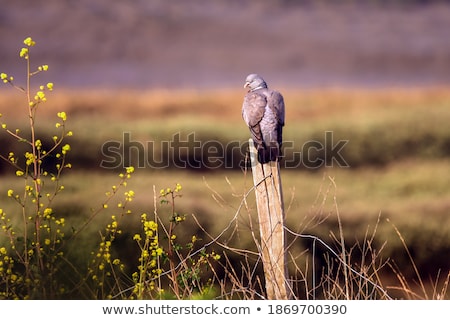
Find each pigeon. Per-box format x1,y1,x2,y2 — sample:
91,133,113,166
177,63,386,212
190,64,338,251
242,74,285,163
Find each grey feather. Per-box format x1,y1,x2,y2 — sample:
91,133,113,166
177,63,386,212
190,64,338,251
242,74,285,163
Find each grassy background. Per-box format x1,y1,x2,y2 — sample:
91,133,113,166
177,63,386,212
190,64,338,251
1,87,449,298
2,87,450,170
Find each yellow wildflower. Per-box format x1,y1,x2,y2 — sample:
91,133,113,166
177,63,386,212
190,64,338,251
144,220,157,231
57,111,66,121
25,152,34,165
34,91,46,102
1,73,9,83
35,139,42,149
23,37,36,47
43,208,53,219
133,234,142,241
125,190,135,201
61,144,71,154
19,48,29,59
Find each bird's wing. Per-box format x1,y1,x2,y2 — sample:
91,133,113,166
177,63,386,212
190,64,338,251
242,91,267,146
265,89,285,148
268,90,285,127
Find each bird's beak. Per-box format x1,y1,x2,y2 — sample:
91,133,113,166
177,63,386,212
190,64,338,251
244,81,250,89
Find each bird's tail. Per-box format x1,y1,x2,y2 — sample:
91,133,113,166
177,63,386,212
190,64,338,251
256,141,280,164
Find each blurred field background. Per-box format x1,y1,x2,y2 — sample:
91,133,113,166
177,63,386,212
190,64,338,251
1,0,450,298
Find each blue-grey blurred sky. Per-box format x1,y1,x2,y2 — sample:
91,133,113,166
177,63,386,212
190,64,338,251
1,0,450,89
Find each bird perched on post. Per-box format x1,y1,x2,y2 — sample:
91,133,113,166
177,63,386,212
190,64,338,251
242,73,285,164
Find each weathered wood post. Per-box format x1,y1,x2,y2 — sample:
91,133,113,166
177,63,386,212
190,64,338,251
248,139,289,299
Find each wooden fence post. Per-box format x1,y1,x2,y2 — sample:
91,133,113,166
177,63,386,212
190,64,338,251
248,139,289,299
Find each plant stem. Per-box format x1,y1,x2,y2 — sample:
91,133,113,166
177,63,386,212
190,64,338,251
26,54,46,290
168,191,180,298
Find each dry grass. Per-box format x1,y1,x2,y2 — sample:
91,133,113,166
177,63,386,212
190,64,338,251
1,86,449,122
2,159,449,298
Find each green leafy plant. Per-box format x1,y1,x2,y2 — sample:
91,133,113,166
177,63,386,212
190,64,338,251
0,38,220,299
130,183,220,299
0,37,71,299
